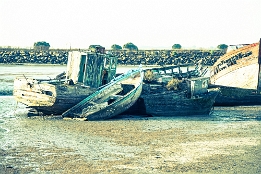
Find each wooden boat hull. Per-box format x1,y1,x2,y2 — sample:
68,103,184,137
13,50,118,116
141,90,218,116
209,39,261,106
210,85,261,106
85,82,143,121
62,68,144,120
13,77,96,115
210,40,261,90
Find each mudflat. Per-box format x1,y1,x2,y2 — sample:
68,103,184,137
0,110,261,173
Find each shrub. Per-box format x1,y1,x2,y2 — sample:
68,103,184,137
144,70,156,82
123,42,138,51
111,44,122,50
34,41,50,51
172,44,182,49
166,78,181,90
217,44,228,50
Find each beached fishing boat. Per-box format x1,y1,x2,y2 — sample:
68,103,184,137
210,38,261,106
62,67,143,120
142,64,208,80
127,66,219,117
13,47,120,115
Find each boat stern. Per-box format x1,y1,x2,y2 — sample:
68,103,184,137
13,77,56,107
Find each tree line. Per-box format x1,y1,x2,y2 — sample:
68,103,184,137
34,41,228,51
111,43,228,50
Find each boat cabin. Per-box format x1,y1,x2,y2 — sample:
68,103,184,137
186,77,209,98
226,44,249,53
66,48,117,88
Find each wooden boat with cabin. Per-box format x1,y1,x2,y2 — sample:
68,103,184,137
210,38,261,106
126,66,219,117
13,47,120,116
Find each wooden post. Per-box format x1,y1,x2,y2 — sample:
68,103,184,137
257,38,261,93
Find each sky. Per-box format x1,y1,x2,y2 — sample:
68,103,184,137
0,0,261,49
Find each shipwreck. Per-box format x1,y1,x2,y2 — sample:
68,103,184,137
210,38,261,106
13,47,143,120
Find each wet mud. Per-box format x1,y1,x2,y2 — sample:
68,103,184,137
0,65,261,173
0,96,261,173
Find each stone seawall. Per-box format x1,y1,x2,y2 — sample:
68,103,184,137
0,48,225,66
0,49,68,64
111,50,225,66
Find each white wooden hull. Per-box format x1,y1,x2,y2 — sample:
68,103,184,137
210,40,261,90
209,39,261,106
212,63,259,89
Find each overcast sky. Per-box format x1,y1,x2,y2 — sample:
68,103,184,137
0,0,261,49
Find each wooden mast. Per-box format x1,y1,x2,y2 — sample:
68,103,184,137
257,38,261,93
